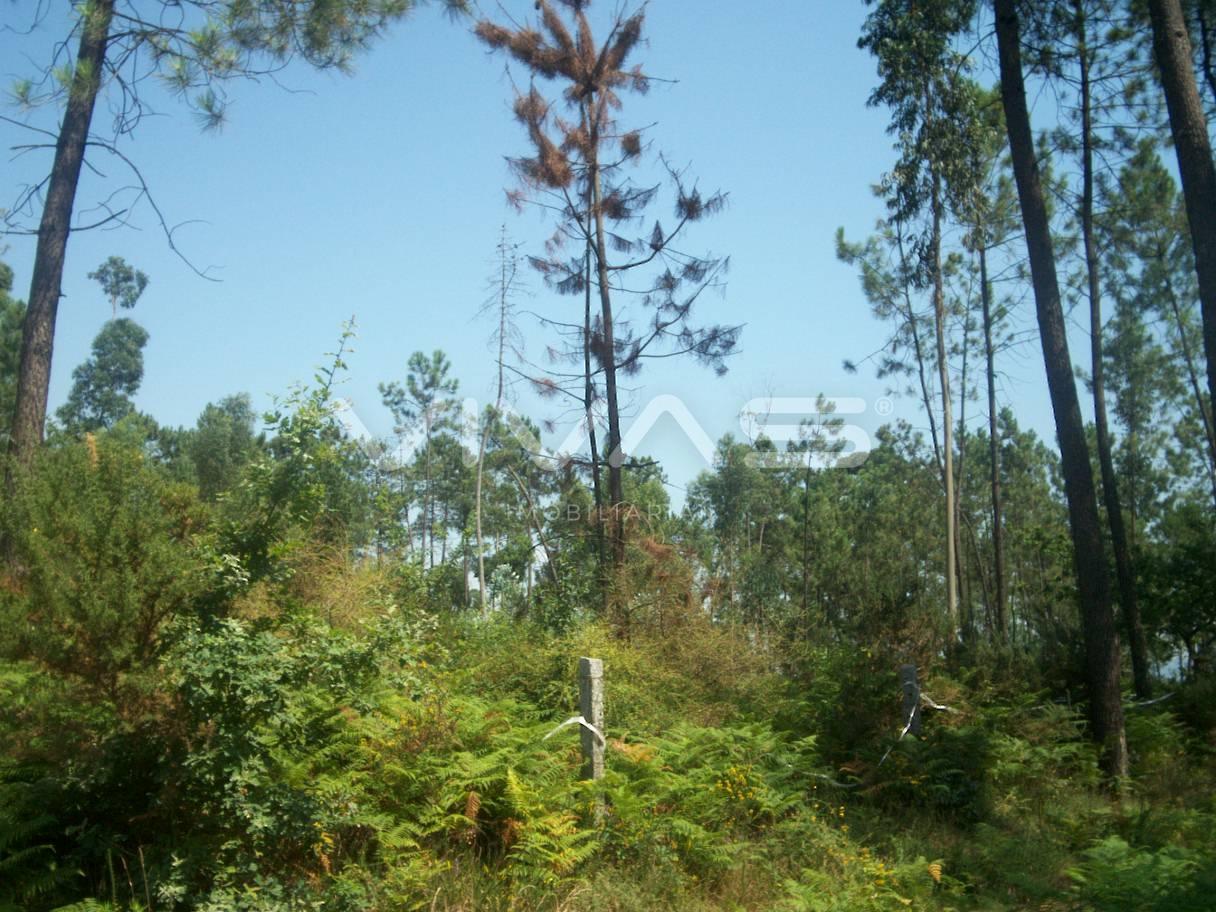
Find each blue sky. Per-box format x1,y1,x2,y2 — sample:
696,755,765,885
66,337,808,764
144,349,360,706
1,1,1061,495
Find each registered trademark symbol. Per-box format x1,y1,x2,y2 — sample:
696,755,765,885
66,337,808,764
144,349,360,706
875,397,893,416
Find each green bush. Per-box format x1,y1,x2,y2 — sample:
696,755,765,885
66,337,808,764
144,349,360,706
1069,836,1216,912
0,435,207,702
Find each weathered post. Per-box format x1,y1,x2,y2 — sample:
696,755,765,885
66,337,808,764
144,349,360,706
900,663,922,736
578,656,605,780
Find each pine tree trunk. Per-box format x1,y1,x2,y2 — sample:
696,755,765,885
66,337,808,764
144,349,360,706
1162,273,1216,508
476,239,513,614
1195,3,1216,109
475,423,489,612
10,0,114,466
1149,0,1216,425
463,537,470,609
440,500,448,564
583,208,606,574
897,227,946,475
589,103,626,583
957,291,974,641
422,427,432,570
1076,3,1152,698
931,176,959,641
980,245,1009,640
505,463,559,588
802,460,812,634
994,0,1127,777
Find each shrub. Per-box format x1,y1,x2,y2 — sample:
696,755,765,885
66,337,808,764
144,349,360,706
1069,836,1216,912
0,434,207,704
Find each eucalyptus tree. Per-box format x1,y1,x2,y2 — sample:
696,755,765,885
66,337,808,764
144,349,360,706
475,0,741,588
4,0,466,467
57,256,151,433
89,256,148,320
815,422,945,651
56,318,150,433
992,411,1074,648
993,0,1127,777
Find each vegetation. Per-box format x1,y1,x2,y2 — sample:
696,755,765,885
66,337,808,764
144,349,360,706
2,0,1216,910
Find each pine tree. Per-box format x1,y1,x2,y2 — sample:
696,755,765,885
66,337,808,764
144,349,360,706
6,0,466,467
994,0,1127,777
1147,0,1216,431
381,350,459,569
475,0,740,606
857,0,984,640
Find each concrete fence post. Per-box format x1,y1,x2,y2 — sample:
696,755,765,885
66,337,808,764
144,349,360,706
578,656,604,780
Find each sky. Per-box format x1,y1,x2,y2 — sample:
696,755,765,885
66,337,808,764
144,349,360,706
0,1,1063,499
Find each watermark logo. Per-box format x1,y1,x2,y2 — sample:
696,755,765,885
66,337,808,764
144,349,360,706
334,394,875,472
739,397,871,469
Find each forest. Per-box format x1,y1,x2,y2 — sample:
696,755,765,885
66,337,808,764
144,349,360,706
1,0,1215,910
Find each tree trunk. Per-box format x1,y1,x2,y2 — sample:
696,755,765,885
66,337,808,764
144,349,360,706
583,205,606,574
994,0,1127,777
10,0,115,466
1076,2,1152,698
440,500,448,565
979,245,1009,640
1148,0,1216,426
801,459,812,635
957,284,974,641
1162,272,1216,508
897,226,945,475
589,100,626,581
463,535,470,609
931,174,960,641
476,237,513,615
419,425,430,568
506,463,560,588
1195,2,1216,106
475,418,490,612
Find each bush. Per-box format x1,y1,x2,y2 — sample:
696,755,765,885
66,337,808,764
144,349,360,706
0,435,207,704
1069,836,1216,912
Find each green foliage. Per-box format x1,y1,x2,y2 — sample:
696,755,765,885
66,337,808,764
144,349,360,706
152,608,429,906
1069,836,1216,912
0,260,24,445
88,257,148,317
0,434,206,699
55,319,151,434
213,335,372,591
182,394,265,501
0,309,1212,912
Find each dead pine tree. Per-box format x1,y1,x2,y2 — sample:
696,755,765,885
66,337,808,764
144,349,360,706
474,228,525,614
476,0,741,617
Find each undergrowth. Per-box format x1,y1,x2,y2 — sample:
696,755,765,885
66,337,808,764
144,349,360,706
1,437,1213,912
